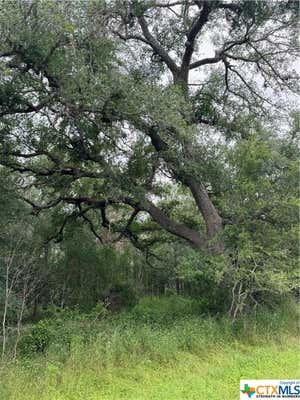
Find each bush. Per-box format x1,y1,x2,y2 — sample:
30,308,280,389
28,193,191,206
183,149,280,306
18,304,110,358
130,295,200,324
18,320,53,356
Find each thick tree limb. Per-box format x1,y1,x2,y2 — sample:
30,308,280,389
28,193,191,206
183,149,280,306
181,1,212,73
189,55,223,69
139,200,205,248
133,119,223,252
21,193,206,249
137,16,179,75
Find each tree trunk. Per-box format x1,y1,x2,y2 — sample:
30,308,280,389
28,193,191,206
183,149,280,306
185,177,224,254
173,69,225,255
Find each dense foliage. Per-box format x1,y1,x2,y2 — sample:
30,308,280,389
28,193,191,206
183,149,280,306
0,298,299,399
0,0,299,361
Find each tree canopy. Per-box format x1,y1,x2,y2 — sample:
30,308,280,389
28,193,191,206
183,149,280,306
0,0,298,259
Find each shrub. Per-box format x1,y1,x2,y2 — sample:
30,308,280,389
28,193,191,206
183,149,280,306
130,295,200,324
18,320,53,356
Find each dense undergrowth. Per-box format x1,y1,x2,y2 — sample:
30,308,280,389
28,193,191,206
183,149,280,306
1,296,299,400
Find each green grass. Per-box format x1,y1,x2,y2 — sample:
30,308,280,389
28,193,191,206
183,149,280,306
1,300,299,400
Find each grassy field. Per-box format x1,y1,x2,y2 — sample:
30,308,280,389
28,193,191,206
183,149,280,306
1,300,299,400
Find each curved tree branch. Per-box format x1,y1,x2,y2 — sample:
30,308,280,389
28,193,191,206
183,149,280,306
137,15,180,75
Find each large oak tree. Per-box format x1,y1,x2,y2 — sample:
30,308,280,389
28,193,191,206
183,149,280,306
0,0,298,255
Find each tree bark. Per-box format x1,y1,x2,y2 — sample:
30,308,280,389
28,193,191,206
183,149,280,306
185,177,224,254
